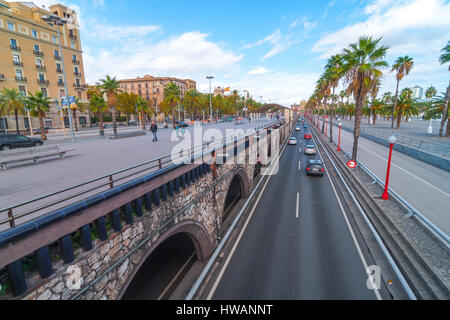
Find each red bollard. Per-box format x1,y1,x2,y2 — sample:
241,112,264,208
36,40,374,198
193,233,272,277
381,135,397,200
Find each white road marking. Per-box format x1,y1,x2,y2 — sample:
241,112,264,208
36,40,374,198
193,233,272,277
296,192,300,219
340,133,449,197
206,137,288,300
298,160,301,171
311,130,382,300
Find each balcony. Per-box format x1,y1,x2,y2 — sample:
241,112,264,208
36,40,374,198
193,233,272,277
57,80,64,86
68,33,77,40
36,65,46,71
33,50,44,57
15,76,27,82
54,55,62,61
73,83,82,90
72,59,80,65
37,79,49,85
13,60,23,66
74,71,81,77
56,68,63,73
10,45,20,51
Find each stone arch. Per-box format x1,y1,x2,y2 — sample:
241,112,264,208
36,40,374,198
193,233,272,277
222,167,251,221
117,220,213,300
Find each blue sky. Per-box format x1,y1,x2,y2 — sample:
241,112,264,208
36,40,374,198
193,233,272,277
34,0,450,105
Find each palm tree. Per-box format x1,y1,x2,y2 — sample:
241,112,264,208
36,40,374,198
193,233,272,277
425,86,437,103
100,75,122,135
340,36,389,161
424,93,450,121
396,88,414,128
370,98,384,125
184,90,203,119
324,54,343,142
391,55,414,128
438,41,450,137
0,88,26,134
89,93,108,135
162,82,181,122
135,96,149,130
26,91,50,140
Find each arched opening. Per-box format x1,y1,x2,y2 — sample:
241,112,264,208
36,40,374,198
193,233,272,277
121,233,196,300
223,174,243,223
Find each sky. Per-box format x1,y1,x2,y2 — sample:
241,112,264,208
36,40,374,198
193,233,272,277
30,0,450,106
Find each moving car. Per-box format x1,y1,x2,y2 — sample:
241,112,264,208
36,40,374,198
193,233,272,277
306,159,325,176
304,132,312,139
295,126,301,131
0,134,43,151
288,137,297,145
304,145,317,155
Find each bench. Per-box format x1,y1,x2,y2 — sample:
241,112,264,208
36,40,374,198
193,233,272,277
109,131,146,139
0,144,75,170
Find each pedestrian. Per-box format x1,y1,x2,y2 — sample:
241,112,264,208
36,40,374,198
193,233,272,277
150,121,158,142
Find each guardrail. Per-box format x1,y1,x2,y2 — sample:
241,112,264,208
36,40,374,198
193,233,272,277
0,120,279,230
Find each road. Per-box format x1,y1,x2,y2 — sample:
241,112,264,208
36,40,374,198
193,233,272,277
208,125,381,299
330,124,450,236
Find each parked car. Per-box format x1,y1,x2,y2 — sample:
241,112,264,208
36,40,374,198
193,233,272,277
306,159,325,176
128,120,138,126
304,132,312,139
288,137,297,145
33,127,50,135
304,145,317,155
0,134,43,151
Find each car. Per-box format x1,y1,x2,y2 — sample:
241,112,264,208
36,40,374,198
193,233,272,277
288,137,297,145
295,127,301,131
306,159,325,176
0,134,43,151
304,145,317,155
304,133,312,139
303,124,308,128
128,120,138,126
179,121,189,128
33,127,50,135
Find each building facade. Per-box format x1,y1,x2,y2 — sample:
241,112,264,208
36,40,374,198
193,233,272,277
118,75,196,112
412,85,423,100
0,0,89,132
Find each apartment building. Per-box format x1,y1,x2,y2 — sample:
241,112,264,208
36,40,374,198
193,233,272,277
0,0,89,131
118,75,196,112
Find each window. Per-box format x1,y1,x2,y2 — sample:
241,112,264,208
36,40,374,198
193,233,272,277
41,88,47,97
10,38,17,48
36,58,43,67
77,91,82,99
59,89,65,97
44,119,52,128
70,41,75,49
34,44,40,51
7,21,14,31
76,78,81,87
0,118,9,130
15,69,23,78
24,117,30,129
54,49,59,57
56,63,61,71
52,35,57,43
32,29,38,38
18,85,26,96
39,74,45,82
74,66,79,74
13,54,20,64
79,117,86,125
72,54,76,61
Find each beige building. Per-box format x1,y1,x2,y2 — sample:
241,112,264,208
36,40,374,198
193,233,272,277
118,75,196,112
0,0,89,132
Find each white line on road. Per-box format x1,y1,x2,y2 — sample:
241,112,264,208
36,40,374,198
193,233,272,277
296,192,300,219
340,134,449,197
298,160,301,171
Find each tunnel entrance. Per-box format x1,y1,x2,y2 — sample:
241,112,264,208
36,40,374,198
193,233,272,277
121,233,196,300
223,175,243,224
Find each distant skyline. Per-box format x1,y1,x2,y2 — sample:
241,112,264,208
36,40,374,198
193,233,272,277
29,0,450,105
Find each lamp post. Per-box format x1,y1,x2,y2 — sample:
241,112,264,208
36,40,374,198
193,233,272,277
337,122,342,151
206,76,214,121
381,135,396,200
243,90,248,120
42,14,75,142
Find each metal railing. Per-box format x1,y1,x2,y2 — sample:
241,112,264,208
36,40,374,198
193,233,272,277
0,120,278,230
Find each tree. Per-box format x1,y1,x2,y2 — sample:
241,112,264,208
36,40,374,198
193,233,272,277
162,82,181,122
324,54,343,142
184,90,203,119
89,93,108,135
340,36,389,161
26,91,51,140
396,88,417,128
391,55,414,128
100,75,122,135
424,93,449,121
136,96,150,129
0,88,25,134
438,41,450,137
370,98,384,125
117,92,139,123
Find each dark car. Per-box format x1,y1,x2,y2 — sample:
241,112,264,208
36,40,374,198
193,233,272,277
0,134,43,151
306,159,325,176
33,127,50,135
179,122,189,128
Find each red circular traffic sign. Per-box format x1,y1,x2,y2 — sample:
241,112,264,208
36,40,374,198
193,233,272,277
347,160,357,169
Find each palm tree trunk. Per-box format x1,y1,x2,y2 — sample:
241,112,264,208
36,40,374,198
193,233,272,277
321,100,327,133
396,110,402,129
14,108,19,134
330,88,335,143
99,113,104,136
72,108,78,131
373,112,376,125
141,111,146,130
112,106,117,135
352,79,364,162
439,82,450,137
38,109,46,140
392,80,400,128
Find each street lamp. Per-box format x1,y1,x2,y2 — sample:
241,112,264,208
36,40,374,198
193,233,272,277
337,122,342,151
41,14,75,142
206,76,214,121
243,90,249,120
381,135,396,200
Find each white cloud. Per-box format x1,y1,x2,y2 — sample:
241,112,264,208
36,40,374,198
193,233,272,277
84,31,243,84
248,67,268,75
87,23,161,40
290,17,317,31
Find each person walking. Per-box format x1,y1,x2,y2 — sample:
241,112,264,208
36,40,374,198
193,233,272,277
150,121,158,142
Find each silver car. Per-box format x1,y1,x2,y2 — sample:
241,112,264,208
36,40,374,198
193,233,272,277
304,144,317,155
288,137,297,145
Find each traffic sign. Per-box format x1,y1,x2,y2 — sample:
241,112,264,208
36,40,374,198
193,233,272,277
347,160,357,169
